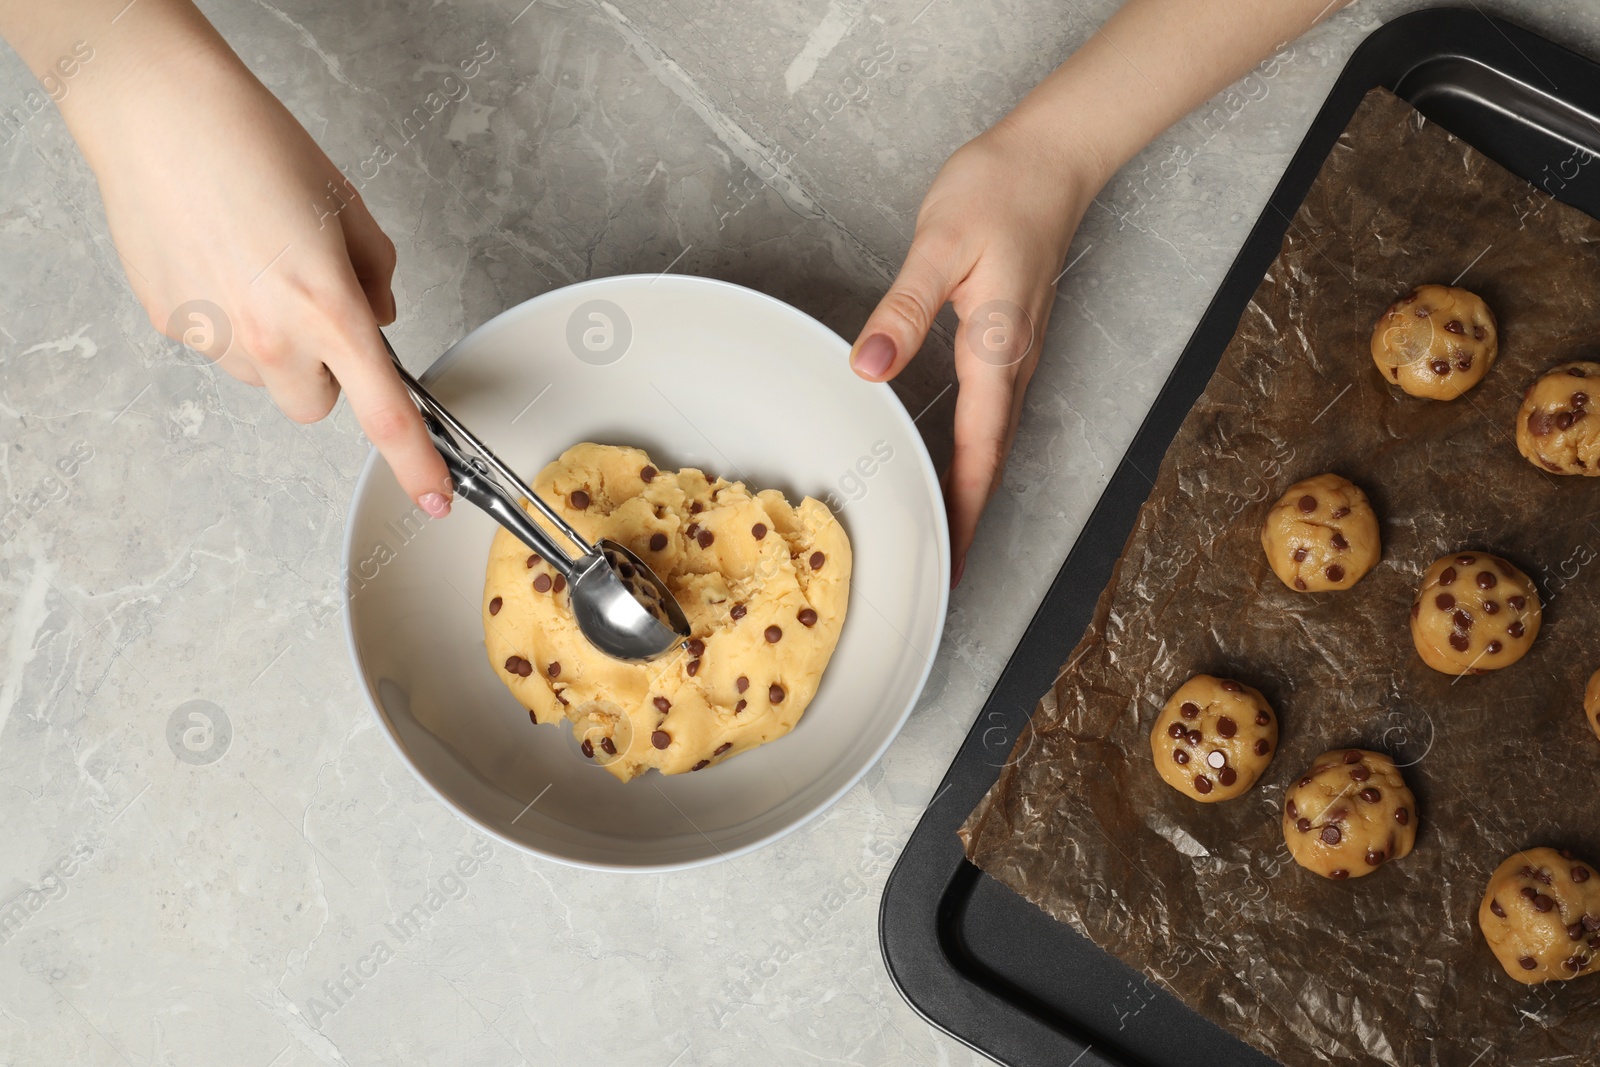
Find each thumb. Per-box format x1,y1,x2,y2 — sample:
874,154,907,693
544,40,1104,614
851,235,962,382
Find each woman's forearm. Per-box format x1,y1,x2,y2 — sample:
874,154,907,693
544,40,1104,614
1007,0,1351,189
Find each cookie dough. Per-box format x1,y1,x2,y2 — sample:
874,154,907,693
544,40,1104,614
1370,284,1498,400
483,443,851,781
1409,552,1540,675
1150,675,1277,802
1478,847,1600,984
1259,473,1381,592
1586,669,1600,743
1282,749,1417,880
1515,361,1600,475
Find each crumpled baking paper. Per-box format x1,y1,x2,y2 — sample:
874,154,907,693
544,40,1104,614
960,88,1600,1066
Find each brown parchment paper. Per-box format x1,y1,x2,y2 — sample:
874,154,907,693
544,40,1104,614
959,88,1600,1067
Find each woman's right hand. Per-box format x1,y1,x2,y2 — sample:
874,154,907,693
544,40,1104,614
51,2,453,516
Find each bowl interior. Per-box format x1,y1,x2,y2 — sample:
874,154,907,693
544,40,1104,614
344,276,949,870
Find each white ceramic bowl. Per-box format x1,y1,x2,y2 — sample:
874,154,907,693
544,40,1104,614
343,275,949,871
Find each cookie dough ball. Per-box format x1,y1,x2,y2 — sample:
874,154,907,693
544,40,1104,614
1260,474,1381,592
1516,362,1600,475
1586,669,1600,743
1409,552,1541,675
1150,675,1278,802
1282,749,1416,880
1478,847,1600,984
1370,284,1498,400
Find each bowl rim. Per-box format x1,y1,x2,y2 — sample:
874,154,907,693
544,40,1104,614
341,273,951,872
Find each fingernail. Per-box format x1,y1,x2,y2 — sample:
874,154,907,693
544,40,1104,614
852,333,895,378
419,492,451,518
951,555,966,589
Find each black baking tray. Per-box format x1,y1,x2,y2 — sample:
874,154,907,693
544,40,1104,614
878,9,1600,1067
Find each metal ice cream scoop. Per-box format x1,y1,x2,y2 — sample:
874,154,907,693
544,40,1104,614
382,333,690,661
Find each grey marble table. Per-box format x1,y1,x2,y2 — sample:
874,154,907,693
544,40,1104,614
4,2,1598,1065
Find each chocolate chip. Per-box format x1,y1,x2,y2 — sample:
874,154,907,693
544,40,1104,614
1174,749,1189,765
1300,777,1312,787
1297,495,1317,513
1529,410,1556,436
690,501,704,514
652,730,671,749
1453,610,1472,630
1221,680,1241,692
650,532,668,551
1440,567,1457,585
1287,800,1298,817
715,742,732,756
1570,923,1586,941
1179,701,1199,719
528,709,538,724
547,661,560,678
691,759,710,771
1507,595,1526,611
1487,640,1503,654
686,659,700,677
489,596,503,615
1576,867,1592,883
1320,825,1342,846
1491,900,1506,918
1207,750,1227,769
570,490,590,509
1294,578,1307,590
1186,730,1202,745
1558,411,1576,430
1194,776,1213,795
1456,555,1476,566
1534,895,1555,912
697,529,715,549
552,575,566,593
798,608,817,627
1344,750,1362,764
526,553,541,568
752,523,767,540
1477,571,1497,590
1522,886,1538,899
1430,359,1450,375
1508,621,1525,639
1359,787,1381,803
1411,600,1420,618
735,699,747,713
1474,325,1486,340
1436,592,1456,610
654,696,671,713
736,676,749,693
1572,367,1591,378
504,656,532,677
1332,506,1351,519
685,522,699,539
1331,869,1349,880
1456,355,1473,372
1366,849,1385,866
1217,716,1237,738
1331,533,1349,551
730,603,747,620
1168,722,1186,739
764,625,782,643
555,690,568,706
687,638,705,657
1519,957,1538,970
581,739,594,758
1296,817,1312,833
1326,564,1345,582
641,465,657,483
600,736,617,755
1483,600,1499,615
1395,807,1409,825
769,683,785,704
1449,633,1470,652
1292,547,1308,563
1574,392,1590,408
809,551,826,570
1218,767,1237,786
1255,710,1270,726
1444,319,1463,334
618,562,636,580
1254,739,1270,756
